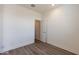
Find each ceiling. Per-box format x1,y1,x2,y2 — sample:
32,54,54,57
20,4,55,14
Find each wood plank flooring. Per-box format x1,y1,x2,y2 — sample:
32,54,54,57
0,40,76,55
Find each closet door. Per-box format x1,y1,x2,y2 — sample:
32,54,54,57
41,19,47,42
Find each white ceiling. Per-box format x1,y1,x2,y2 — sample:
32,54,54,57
20,4,55,14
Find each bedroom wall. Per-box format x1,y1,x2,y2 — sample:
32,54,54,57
42,5,79,54
0,5,3,52
2,5,42,52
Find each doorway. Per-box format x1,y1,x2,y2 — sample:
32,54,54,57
35,20,41,42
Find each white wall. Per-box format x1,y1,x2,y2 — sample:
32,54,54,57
2,5,41,52
0,5,3,52
42,5,79,54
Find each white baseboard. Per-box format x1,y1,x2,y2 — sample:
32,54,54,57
47,41,77,55
2,41,34,53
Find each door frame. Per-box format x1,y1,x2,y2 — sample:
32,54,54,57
35,20,41,42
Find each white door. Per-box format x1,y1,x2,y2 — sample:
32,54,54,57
41,19,47,42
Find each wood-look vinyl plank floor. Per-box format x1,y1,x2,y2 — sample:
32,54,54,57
0,40,76,55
